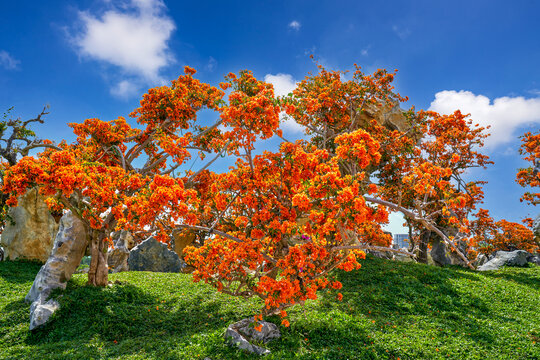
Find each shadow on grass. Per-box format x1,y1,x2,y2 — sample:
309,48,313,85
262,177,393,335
0,260,42,284
479,265,540,288
1,270,263,359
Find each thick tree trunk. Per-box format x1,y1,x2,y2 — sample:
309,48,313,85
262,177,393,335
87,232,108,286
417,230,430,264
406,219,414,252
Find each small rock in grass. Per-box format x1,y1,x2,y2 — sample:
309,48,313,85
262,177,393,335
29,292,60,330
224,318,280,355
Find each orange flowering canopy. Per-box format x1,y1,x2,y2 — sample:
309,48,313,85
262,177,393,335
469,211,538,254
379,110,493,250
1,63,506,320
516,131,540,206
1,67,282,286
279,63,494,267
184,140,390,319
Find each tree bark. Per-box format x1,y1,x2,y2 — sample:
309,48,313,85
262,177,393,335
417,230,430,264
87,231,108,286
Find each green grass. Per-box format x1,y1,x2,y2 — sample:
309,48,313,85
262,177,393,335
1,256,539,360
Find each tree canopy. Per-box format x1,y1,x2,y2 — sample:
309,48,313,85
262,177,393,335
2,64,536,324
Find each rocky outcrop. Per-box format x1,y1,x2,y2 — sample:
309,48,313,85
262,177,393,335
366,249,393,260
29,293,60,331
393,249,414,262
26,211,88,329
113,230,136,250
0,188,59,262
128,237,185,273
107,230,134,273
171,230,196,258
359,101,409,132
529,254,540,265
473,253,489,267
477,250,530,271
26,211,88,303
430,238,451,267
225,318,281,355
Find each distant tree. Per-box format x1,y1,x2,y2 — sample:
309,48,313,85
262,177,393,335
469,209,538,254
516,130,540,206
0,106,60,229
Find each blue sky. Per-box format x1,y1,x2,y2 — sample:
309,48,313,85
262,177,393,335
1,0,539,233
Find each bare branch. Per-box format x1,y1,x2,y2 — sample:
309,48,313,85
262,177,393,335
363,195,474,269
187,141,231,184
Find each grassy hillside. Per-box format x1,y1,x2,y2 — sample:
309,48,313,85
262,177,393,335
0,256,538,360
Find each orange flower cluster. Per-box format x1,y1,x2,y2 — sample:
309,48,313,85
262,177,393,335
219,70,281,152
335,129,381,168
516,131,540,205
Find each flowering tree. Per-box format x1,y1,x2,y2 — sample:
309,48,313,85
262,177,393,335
0,106,61,229
3,63,499,327
374,109,492,264
279,64,493,268
468,208,537,254
516,131,540,206
183,63,496,327
3,67,279,286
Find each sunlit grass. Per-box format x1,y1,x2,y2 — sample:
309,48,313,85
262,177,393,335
1,256,538,359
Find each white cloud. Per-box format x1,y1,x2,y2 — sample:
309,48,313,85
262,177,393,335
264,73,304,133
288,20,301,31
205,56,217,72
429,90,540,150
0,50,20,70
110,79,140,99
361,48,368,56
392,25,411,40
264,73,296,97
72,0,175,97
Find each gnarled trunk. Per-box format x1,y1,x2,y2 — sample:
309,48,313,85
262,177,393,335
417,230,430,264
87,231,108,286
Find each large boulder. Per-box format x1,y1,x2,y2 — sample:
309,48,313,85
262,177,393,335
171,230,196,258
107,247,130,273
366,249,393,260
447,239,470,268
528,254,540,265
128,237,185,273
225,318,281,355
0,188,60,262
477,250,530,271
430,238,451,266
359,101,409,132
112,230,136,250
107,230,134,273
473,253,489,267
26,211,88,304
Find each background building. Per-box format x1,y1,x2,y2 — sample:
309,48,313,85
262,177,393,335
393,234,409,249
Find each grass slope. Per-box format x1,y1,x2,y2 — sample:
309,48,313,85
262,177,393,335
0,256,538,360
